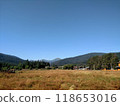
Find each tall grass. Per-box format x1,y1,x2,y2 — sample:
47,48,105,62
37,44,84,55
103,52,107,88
0,70,120,90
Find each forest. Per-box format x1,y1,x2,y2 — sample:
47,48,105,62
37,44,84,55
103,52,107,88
0,60,50,72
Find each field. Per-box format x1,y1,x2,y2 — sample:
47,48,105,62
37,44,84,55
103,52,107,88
0,69,120,90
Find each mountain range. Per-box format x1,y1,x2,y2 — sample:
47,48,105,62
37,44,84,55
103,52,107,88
52,53,105,66
0,52,120,66
0,53,61,65
42,58,61,64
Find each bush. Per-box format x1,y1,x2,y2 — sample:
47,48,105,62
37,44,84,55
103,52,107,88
1,67,8,71
63,64,74,70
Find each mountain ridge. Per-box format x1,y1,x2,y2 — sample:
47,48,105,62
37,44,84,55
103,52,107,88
41,58,61,63
52,52,106,66
0,53,25,65
53,52,120,66
0,52,120,66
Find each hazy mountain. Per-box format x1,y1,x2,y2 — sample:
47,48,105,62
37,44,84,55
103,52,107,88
52,53,106,66
42,58,61,63
0,53,25,65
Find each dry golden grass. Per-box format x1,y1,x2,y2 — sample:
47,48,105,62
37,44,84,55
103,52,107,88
0,69,120,90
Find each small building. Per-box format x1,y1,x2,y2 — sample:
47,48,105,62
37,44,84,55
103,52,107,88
79,66,89,70
73,66,78,70
7,69,16,73
73,66,89,70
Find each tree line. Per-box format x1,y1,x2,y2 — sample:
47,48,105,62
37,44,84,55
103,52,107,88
0,60,50,72
0,53,119,71
87,53,119,70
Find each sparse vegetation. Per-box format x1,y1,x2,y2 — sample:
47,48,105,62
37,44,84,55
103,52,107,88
0,69,120,90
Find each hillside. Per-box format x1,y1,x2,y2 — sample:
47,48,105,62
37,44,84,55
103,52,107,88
52,53,106,66
116,52,120,59
53,52,120,66
0,53,25,65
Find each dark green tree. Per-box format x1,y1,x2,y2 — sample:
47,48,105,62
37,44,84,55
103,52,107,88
87,53,119,70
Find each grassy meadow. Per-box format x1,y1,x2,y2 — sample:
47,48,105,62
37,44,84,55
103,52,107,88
0,69,120,90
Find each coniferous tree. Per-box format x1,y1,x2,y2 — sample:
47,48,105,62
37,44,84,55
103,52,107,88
87,53,119,70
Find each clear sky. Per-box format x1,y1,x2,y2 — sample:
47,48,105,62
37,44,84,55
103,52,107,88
0,0,120,60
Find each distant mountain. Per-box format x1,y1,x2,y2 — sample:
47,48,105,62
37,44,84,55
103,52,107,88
0,53,25,65
42,58,61,63
52,53,106,66
0,52,119,66
50,58,61,63
53,52,120,66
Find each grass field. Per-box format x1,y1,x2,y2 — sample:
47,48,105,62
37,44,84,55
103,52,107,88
0,69,120,90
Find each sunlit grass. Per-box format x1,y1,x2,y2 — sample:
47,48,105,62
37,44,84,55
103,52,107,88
0,70,120,90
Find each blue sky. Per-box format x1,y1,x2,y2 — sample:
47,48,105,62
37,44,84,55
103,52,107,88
0,0,120,60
